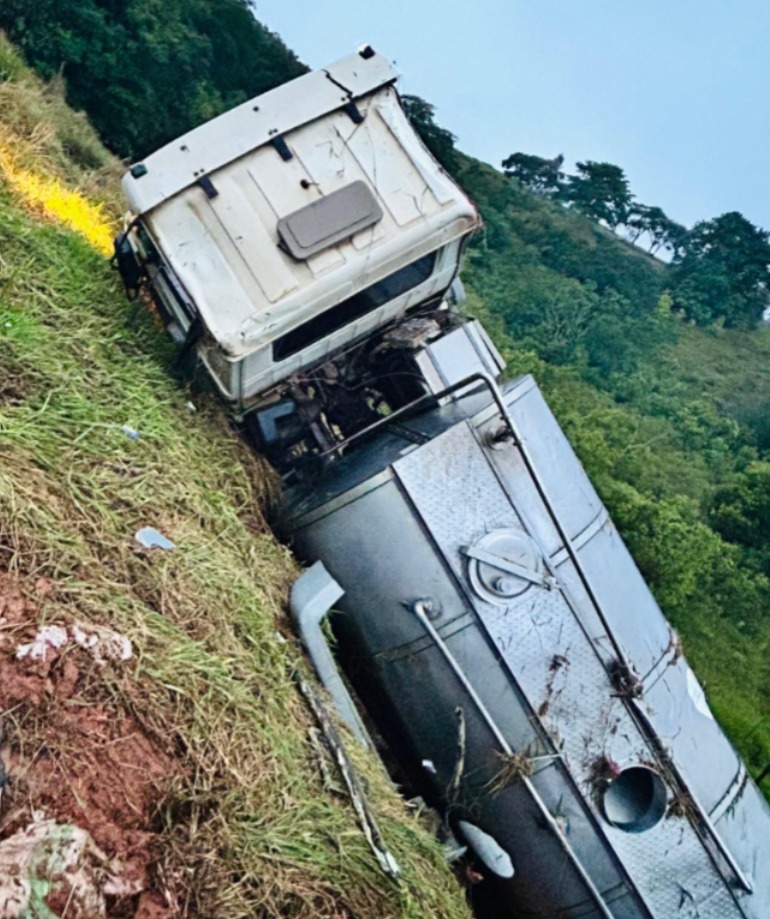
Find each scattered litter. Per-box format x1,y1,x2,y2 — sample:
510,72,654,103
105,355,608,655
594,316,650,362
71,622,133,666
73,420,150,445
3,321,11,328
15,622,132,667
16,625,68,661
0,817,137,919
135,526,176,550
421,759,437,775
186,401,197,413
686,667,714,721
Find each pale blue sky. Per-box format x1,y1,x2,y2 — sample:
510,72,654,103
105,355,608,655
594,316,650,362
253,0,770,231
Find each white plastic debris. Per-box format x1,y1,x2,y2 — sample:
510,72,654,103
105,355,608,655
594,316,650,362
687,666,715,721
0,817,138,919
15,623,133,667
71,622,133,666
120,424,141,440
458,820,515,879
16,625,68,661
135,526,176,550
421,759,437,775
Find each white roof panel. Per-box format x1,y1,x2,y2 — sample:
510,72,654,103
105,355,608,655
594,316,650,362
123,49,399,215
131,64,480,360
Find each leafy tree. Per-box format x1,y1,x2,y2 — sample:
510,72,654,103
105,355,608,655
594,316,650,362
501,152,564,195
563,160,632,228
626,204,688,257
0,0,305,158
710,463,770,571
671,212,770,326
400,94,458,172
664,220,690,260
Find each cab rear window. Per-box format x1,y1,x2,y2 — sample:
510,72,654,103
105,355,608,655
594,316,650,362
273,250,437,361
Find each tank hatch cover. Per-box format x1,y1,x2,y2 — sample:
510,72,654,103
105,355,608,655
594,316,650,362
465,529,544,604
277,180,384,259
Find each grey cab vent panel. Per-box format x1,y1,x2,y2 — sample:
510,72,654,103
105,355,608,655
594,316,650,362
277,180,383,260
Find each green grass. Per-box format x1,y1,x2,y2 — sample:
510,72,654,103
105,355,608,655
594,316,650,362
670,324,770,449
0,61,470,919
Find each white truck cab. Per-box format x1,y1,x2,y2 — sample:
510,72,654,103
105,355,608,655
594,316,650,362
116,47,493,453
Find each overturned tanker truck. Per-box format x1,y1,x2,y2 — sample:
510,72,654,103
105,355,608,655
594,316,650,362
114,47,770,918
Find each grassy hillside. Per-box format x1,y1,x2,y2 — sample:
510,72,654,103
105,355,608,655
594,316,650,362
0,35,470,919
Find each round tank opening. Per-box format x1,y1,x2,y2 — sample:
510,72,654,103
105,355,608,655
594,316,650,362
600,766,667,833
467,529,543,605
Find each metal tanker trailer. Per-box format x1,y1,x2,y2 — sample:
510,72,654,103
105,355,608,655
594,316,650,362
282,369,770,918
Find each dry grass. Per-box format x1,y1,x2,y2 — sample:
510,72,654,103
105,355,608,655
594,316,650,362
0,34,470,919
486,751,535,795
0,140,116,254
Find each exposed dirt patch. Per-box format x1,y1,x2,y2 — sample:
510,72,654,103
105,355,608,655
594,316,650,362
0,342,34,407
0,571,177,918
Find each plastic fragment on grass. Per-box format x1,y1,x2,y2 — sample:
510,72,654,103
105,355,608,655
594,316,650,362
120,424,141,440
15,623,133,667
71,622,133,666
0,817,139,919
16,625,68,661
135,527,176,550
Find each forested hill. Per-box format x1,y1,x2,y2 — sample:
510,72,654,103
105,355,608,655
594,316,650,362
0,0,306,158
1,0,769,789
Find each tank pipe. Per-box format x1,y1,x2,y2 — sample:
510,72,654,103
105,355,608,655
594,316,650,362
290,561,373,748
411,600,619,919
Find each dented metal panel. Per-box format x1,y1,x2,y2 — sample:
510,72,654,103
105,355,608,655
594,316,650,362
135,84,478,373
392,419,744,916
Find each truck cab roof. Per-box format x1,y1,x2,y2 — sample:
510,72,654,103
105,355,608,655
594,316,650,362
122,48,480,362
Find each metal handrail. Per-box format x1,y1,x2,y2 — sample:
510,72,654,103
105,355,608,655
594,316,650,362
490,376,754,897
318,370,515,460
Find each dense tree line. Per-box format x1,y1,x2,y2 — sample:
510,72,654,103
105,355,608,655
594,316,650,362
502,150,770,328
0,0,305,159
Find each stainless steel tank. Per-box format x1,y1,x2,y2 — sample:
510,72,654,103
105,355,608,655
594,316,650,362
282,375,770,918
